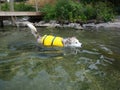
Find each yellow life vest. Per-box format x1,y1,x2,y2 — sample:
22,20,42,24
40,35,64,47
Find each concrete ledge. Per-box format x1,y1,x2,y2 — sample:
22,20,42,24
0,12,42,16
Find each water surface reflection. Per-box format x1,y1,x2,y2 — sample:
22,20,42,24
0,27,120,90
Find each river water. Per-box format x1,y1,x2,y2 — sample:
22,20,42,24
0,27,120,90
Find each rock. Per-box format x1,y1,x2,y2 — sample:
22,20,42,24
86,20,97,24
83,23,96,30
75,25,83,30
38,21,45,24
34,21,83,30
60,23,83,30
96,22,120,30
82,21,120,30
4,16,119,30
49,20,58,24
3,20,12,26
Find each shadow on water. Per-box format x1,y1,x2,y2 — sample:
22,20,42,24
0,27,120,90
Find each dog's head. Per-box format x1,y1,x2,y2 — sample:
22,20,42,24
63,37,82,48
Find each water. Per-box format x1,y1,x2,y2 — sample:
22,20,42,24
0,27,120,90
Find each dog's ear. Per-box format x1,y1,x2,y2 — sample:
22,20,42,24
63,38,71,46
65,38,71,44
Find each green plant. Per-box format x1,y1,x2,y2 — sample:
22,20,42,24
41,0,114,22
14,3,35,11
41,4,56,21
42,0,87,22
1,2,35,11
95,2,114,21
1,3,10,11
84,4,96,20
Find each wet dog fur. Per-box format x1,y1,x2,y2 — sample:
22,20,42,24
26,23,82,48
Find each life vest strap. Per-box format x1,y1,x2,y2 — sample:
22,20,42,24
42,35,48,45
51,36,56,46
41,35,64,47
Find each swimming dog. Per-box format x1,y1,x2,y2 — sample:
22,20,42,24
27,23,82,48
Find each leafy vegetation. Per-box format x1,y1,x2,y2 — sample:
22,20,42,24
1,0,116,22
1,3,10,11
42,0,86,22
14,3,35,11
1,2,35,11
80,0,120,14
95,2,114,21
42,0,115,22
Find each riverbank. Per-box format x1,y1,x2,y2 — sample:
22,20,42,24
2,16,120,30
33,19,120,30
33,16,120,30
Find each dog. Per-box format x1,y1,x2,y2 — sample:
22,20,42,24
26,23,82,48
